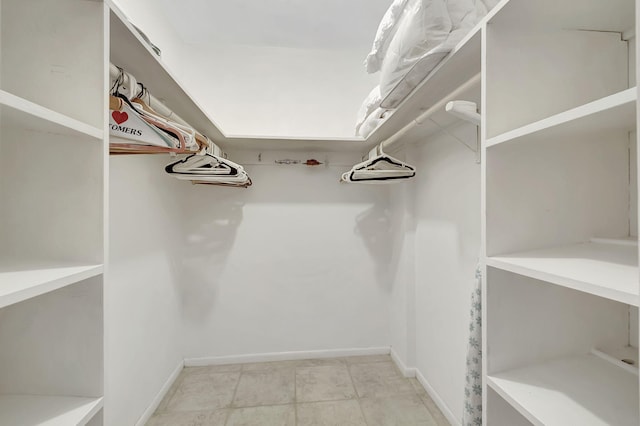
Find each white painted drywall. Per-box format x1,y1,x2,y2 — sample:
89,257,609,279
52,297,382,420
177,153,392,359
113,0,378,138
388,151,417,367
154,0,391,50
107,156,186,426
389,125,481,424
411,127,480,424
167,43,377,137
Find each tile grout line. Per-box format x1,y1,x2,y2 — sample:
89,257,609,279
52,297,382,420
345,360,370,425
155,367,188,416
224,368,244,424
409,377,449,425
294,365,298,425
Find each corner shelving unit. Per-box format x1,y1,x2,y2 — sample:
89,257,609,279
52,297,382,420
482,0,640,424
0,0,107,424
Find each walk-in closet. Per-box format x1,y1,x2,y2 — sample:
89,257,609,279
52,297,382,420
0,0,638,425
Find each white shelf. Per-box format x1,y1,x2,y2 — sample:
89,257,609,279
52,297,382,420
487,353,639,426
486,88,636,148
489,0,634,32
486,239,639,306
365,25,482,147
0,261,103,309
593,346,639,374
225,134,367,152
0,395,103,426
0,90,103,140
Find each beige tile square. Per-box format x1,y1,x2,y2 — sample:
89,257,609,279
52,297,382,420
409,378,428,398
155,375,183,414
165,372,240,412
409,379,450,426
233,370,295,407
360,394,438,426
349,362,415,398
145,409,228,426
296,365,356,402
343,354,392,364
226,405,295,426
297,400,367,426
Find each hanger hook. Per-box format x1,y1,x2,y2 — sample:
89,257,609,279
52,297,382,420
110,66,125,95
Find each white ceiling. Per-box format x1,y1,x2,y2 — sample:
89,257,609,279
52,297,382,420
156,0,392,50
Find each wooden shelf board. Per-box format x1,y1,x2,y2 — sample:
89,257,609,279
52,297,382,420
486,239,639,306
0,90,103,140
489,0,634,32
487,353,639,426
486,88,636,148
0,395,102,426
0,260,103,309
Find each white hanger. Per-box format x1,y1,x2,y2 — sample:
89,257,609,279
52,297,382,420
341,145,415,184
111,67,138,100
165,139,251,187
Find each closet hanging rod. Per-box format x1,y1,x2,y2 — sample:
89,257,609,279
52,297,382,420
109,63,191,129
380,72,481,152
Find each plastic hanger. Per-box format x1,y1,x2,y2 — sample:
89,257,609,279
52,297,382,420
165,140,241,177
341,145,415,183
131,84,207,152
109,94,183,151
165,139,252,187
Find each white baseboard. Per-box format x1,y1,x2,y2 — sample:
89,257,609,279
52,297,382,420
390,347,416,378
415,369,460,426
184,346,391,367
135,359,184,426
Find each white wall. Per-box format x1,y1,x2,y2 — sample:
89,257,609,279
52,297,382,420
113,1,377,138
111,0,183,70
388,156,417,368
107,156,186,426
169,44,377,137
390,125,481,425
177,153,392,360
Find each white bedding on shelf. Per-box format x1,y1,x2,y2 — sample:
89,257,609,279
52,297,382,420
379,0,452,105
356,86,383,134
364,0,410,74
358,107,392,139
357,0,499,138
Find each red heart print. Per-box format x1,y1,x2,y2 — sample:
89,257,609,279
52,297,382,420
112,111,129,125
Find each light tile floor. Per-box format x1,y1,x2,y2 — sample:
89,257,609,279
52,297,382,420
147,355,450,426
